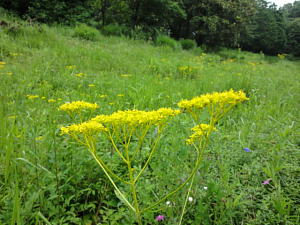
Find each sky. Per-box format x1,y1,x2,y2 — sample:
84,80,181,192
270,0,296,7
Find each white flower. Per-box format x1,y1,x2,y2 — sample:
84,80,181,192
188,197,193,202
203,186,208,190
166,201,171,206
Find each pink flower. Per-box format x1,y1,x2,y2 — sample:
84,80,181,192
262,179,271,185
155,215,165,221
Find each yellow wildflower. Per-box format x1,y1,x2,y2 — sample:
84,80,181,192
26,95,39,100
7,72,13,76
99,94,107,98
92,108,180,128
35,136,44,141
120,74,131,77
61,121,107,136
186,124,216,144
65,65,76,70
48,99,56,103
41,96,46,100
74,72,85,77
277,53,287,60
59,101,99,113
117,94,124,97
88,84,95,87
0,61,6,65
178,89,249,111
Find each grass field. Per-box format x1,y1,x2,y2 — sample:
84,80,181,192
0,12,300,225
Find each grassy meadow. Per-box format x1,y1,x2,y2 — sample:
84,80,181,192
0,13,300,225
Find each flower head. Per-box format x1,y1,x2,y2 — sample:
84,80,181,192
243,147,251,152
92,108,180,128
262,179,271,185
26,95,39,100
155,215,165,222
59,101,99,113
61,121,107,136
178,89,249,111
186,124,216,144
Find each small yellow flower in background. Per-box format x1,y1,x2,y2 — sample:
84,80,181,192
59,101,99,113
8,115,17,119
0,61,6,65
57,98,62,101
74,72,85,77
9,53,22,57
99,94,107,98
117,94,124,97
41,96,46,100
120,74,132,77
108,102,114,105
247,62,257,67
186,124,216,144
48,99,56,103
61,121,107,136
88,84,95,88
65,65,76,70
26,95,39,100
7,72,13,76
35,136,44,141
178,66,195,77
277,53,287,60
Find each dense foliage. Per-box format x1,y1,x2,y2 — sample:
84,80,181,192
1,0,300,55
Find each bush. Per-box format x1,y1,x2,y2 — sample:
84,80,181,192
73,24,99,41
101,24,128,37
155,35,180,50
179,38,197,50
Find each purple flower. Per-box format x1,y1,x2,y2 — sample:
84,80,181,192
262,179,271,185
243,147,251,152
155,215,165,222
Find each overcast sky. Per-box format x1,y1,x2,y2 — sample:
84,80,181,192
270,0,296,7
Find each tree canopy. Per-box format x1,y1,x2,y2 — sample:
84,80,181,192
1,0,299,56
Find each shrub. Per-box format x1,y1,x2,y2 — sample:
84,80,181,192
155,35,180,50
179,38,197,50
101,24,128,37
73,24,99,41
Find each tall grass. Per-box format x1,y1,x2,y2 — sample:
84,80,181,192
0,12,299,224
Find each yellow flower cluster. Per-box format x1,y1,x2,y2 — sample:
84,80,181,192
65,65,76,70
277,53,287,60
178,89,249,111
27,95,39,100
0,61,6,69
74,72,85,77
59,101,99,113
61,121,107,136
186,124,216,144
92,108,180,127
178,66,194,76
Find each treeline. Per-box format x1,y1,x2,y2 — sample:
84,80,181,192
1,0,299,56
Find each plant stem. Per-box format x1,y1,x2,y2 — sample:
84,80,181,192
125,145,143,225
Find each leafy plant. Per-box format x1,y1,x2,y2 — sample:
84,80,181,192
73,24,99,41
179,39,197,50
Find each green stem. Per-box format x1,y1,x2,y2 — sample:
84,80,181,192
86,138,135,212
134,134,161,183
125,145,143,225
179,172,195,225
141,147,202,212
90,151,135,211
